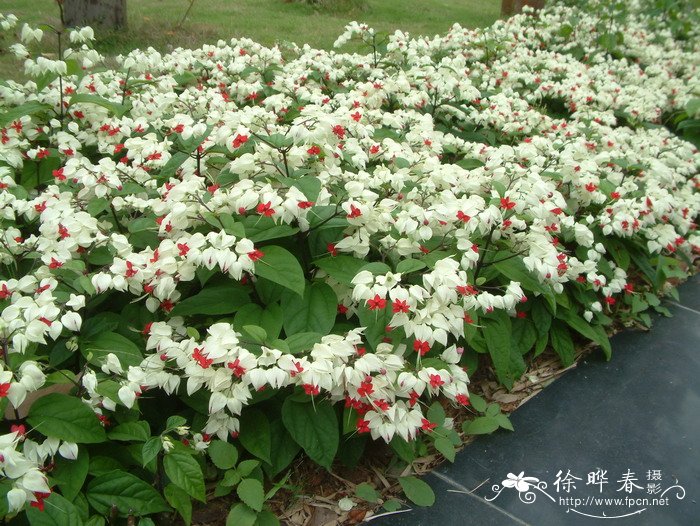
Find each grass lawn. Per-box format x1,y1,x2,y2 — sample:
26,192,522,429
0,0,502,80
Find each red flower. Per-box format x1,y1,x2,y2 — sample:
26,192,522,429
604,296,616,306
177,243,190,256
585,183,597,192
456,394,470,406
227,359,246,377
297,200,314,209
303,384,320,396
357,378,374,397
356,418,370,433
0,383,11,397
48,258,63,269
367,294,387,310
429,374,444,388
347,204,362,219
456,211,471,223
327,243,338,256
52,167,66,181
421,418,437,432
500,196,516,210
392,299,410,313
351,111,362,122
413,339,430,356
307,145,321,156
256,201,275,217
247,249,264,261
192,347,213,368
332,125,346,139
232,134,249,148
338,303,348,314
369,144,380,154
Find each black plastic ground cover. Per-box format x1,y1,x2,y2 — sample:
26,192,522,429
372,276,699,526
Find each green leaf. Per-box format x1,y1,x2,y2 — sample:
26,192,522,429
141,437,162,467
69,94,131,117
239,409,272,464
80,331,144,369
108,421,150,442
281,398,339,470
242,325,267,343
265,419,301,478
398,477,435,507
27,393,106,443
26,492,84,526
86,470,169,516
163,451,206,502
482,311,525,390
52,448,89,501
395,258,427,274
468,393,487,412
426,402,446,427
313,255,367,286
433,437,456,462
254,245,305,297
233,303,283,341
226,503,257,526
170,283,250,316
282,282,337,335
237,479,265,512
165,484,192,526
285,332,323,354
557,308,611,359
255,510,281,526
165,415,188,431
0,101,53,127
209,440,239,470
390,436,416,463
159,125,212,180
495,413,514,431
456,157,485,170
383,499,402,512
494,256,554,305
549,320,575,366
530,301,552,337
462,416,500,435
355,482,380,503
242,216,299,243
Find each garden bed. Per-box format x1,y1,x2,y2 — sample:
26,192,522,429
0,0,698,524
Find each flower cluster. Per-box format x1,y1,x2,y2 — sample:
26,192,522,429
0,0,697,514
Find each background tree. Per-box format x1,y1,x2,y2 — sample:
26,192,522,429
501,0,545,16
60,0,127,29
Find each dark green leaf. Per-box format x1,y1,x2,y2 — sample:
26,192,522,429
86,470,169,516
237,479,265,512
239,409,272,464
254,245,305,297
165,484,192,526
208,440,238,470
282,282,337,335
80,331,143,369
170,283,250,317
27,393,106,443
398,476,435,507
163,451,206,502
281,399,338,470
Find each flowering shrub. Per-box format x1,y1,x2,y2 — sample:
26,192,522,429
0,0,698,522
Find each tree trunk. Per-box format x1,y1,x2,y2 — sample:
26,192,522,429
501,0,545,16
63,0,127,29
